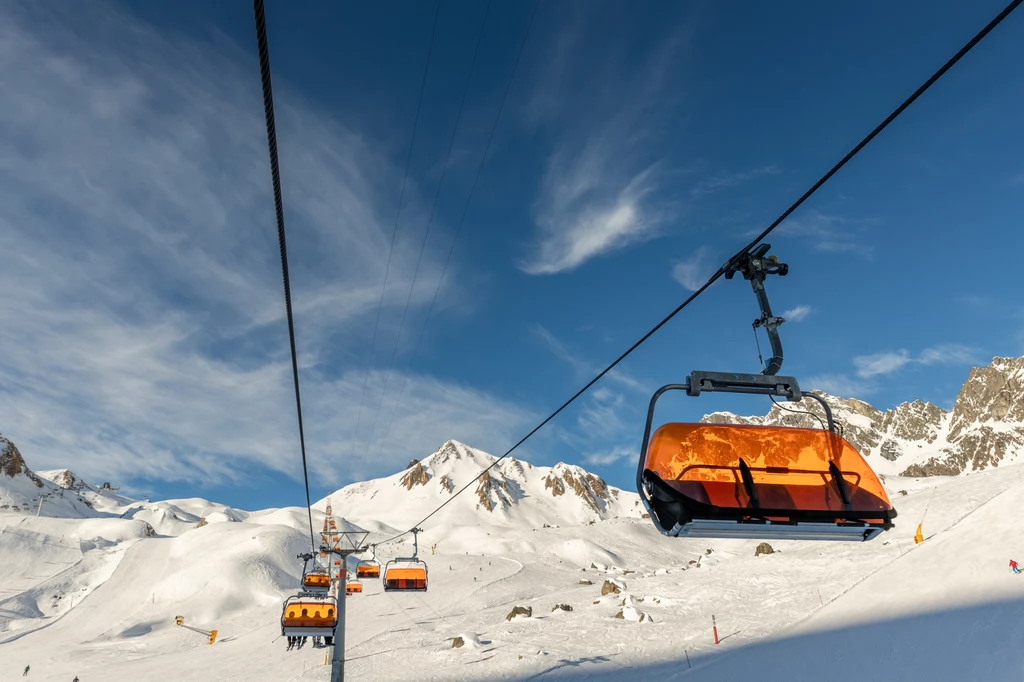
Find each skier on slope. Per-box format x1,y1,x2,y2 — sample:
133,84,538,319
1011,559,1021,574
23,665,29,676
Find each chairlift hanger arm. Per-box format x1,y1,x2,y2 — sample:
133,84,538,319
723,243,788,376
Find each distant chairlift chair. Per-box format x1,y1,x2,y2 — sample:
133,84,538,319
383,528,429,592
356,545,381,579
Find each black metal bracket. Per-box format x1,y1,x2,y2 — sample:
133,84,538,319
723,243,788,375
685,370,802,401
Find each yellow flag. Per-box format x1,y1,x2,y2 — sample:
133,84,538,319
914,524,924,544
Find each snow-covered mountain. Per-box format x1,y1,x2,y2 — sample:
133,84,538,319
702,355,1024,477
317,440,644,535
1,433,101,518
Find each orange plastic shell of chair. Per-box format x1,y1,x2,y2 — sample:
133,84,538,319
303,573,331,589
384,567,427,591
645,423,893,520
357,563,380,579
281,599,337,629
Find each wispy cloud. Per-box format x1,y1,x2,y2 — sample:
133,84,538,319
530,325,645,393
782,305,812,322
0,3,521,488
806,343,980,398
518,12,691,275
852,344,978,379
529,323,647,468
582,445,635,467
804,373,877,398
672,246,714,292
954,294,1024,320
853,350,912,378
772,209,875,256
690,165,780,197
521,168,665,275
575,389,627,440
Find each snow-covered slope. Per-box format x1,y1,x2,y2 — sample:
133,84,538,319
4,428,1024,680
317,440,644,538
703,355,1024,478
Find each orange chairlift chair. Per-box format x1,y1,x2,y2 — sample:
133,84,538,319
281,552,338,638
295,549,332,595
356,544,381,579
302,569,331,592
636,245,897,542
280,595,338,638
383,528,428,592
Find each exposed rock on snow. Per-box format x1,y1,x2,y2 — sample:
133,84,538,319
755,542,775,557
2,434,42,486
601,579,625,596
543,463,619,514
552,603,573,612
36,469,91,492
614,606,653,623
451,636,464,648
399,461,430,490
505,605,532,621
475,470,512,512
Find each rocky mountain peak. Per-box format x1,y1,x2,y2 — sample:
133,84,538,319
37,469,90,492
544,463,617,514
1,434,43,487
948,356,1024,440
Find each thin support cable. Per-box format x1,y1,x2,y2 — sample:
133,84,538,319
374,0,542,459
349,0,442,461
364,0,495,452
252,0,316,552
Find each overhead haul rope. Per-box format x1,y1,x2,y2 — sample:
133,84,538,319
349,0,442,463
378,0,1023,545
252,0,316,553
364,0,498,453
373,0,542,459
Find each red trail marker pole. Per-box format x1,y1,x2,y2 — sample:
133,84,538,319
713,615,719,644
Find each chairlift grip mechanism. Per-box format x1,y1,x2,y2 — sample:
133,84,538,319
723,243,788,375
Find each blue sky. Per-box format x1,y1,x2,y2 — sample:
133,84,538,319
1,0,1022,511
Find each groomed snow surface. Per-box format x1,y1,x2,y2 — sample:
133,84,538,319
4,464,1024,681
